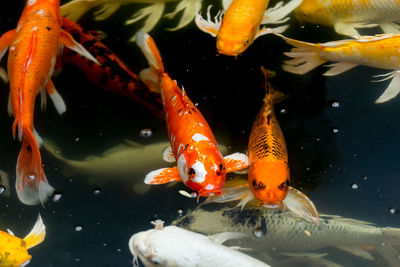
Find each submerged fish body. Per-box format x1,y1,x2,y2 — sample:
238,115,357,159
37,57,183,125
295,0,400,37
174,207,400,266
0,215,46,267
279,33,400,103
129,220,271,267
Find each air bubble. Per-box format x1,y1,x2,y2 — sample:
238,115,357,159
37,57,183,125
331,101,340,108
350,183,358,189
280,108,287,114
332,128,339,133
389,208,396,214
27,173,36,181
177,209,183,215
93,188,101,195
52,193,63,202
362,176,367,181
140,129,153,137
0,186,5,195
74,137,80,142
253,228,263,238
75,225,83,232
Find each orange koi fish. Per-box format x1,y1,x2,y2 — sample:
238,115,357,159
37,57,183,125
278,33,400,103
195,0,302,56
60,18,163,118
0,215,46,267
204,67,319,223
136,32,249,197
0,0,98,205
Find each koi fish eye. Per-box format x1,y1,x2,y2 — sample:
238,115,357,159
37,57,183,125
278,179,290,191
188,168,196,176
216,164,224,176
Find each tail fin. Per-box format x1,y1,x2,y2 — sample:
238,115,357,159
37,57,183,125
260,66,287,105
376,227,400,267
16,128,54,205
135,32,164,93
23,214,46,250
276,34,327,75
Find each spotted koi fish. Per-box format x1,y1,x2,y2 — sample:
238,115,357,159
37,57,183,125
204,67,319,223
60,18,163,118
0,215,45,267
136,32,249,197
295,0,400,37
279,33,400,103
0,0,98,205
195,0,302,56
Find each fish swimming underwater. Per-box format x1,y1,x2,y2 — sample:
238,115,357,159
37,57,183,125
195,0,302,56
136,32,249,197
0,214,46,267
0,0,98,205
60,18,163,118
129,219,271,267
278,33,400,103
294,0,400,37
204,68,319,223
61,0,202,41
174,207,400,267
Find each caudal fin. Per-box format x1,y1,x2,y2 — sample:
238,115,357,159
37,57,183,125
16,129,54,205
23,214,46,250
135,32,164,93
276,34,327,75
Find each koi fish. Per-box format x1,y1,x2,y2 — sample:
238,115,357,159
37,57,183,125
203,68,319,223
279,33,400,103
0,214,46,267
294,0,400,37
174,207,400,267
136,32,249,197
129,219,271,267
0,0,98,205
61,0,202,41
195,0,302,56
60,18,163,118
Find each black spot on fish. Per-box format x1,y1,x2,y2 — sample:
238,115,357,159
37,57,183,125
46,26,51,31
26,145,32,152
260,218,267,235
278,179,289,191
267,114,271,125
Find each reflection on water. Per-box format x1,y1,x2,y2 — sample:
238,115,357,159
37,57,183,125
0,1,400,266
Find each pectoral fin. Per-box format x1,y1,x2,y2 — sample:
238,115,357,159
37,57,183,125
145,167,181,184
375,70,400,103
195,5,222,37
162,146,176,163
335,245,374,260
202,183,254,210
46,80,66,115
323,62,358,76
59,29,100,65
224,153,249,173
0,29,15,62
283,187,319,224
23,214,46,249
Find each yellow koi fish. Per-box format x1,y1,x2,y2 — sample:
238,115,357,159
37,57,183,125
0,215,46,267
278,33,400,103
295,0,400,37
195,0,302,56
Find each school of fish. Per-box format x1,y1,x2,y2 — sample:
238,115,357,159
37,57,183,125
1,0,400,266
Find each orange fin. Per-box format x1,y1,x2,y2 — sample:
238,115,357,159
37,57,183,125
23,214,46,249
162,146,176,163
224,153,249,173
0,29,15,61
144,167,181,184
59,29,99,65
46,80,66,114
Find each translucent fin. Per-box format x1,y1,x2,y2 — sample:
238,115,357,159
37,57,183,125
60,0,98,21
145,167,181,184
136,32,164,74
222,0,232,10
203,184,254,210
334,21,378,37
375,71,400,103
23,214,46,249
195,5,222,37
377,227,400,267
277,34,327,75
7,93,12,116
208,232,248,244
162,146,176,163
323,62,358,76
224,153,249,173
46,80,66,115
94,3,122,21
283,187,319,224
59,29,100,65
164,0,202,31
126,3,165,41
335,245,374,260
255,25,289,39
380,23,400,34
32,127,43,148
263,0,302,25
0,67,8,83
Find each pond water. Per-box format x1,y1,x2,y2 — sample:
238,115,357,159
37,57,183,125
0,1,400,266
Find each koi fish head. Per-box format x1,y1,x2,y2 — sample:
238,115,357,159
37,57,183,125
216,23,256,56
0,232,31,267
177,147,226,197
248,160,290,204
294,0,332,25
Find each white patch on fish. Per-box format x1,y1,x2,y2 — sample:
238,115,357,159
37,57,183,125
192,133,209,142
191,162,207,184
177,154,189,183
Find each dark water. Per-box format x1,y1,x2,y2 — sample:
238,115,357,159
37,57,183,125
0,1,400,266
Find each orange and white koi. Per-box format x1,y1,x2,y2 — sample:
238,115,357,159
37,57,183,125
0,214,46,267
295,0,400,37
204,67,319,223
195,0,302,56
279,33,400,103
136,32,249,197
0,0,98,205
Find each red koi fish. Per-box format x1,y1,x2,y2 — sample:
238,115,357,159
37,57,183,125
60,18,163,118
0,0,98,205
136,32,249,197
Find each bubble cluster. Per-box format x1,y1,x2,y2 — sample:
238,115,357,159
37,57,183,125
140,129,153,137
